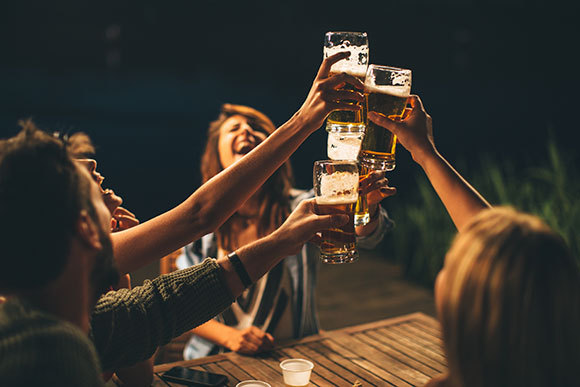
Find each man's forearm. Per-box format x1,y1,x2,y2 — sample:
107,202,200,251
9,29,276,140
92,260,234,371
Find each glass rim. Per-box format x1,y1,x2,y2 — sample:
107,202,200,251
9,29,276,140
367,64,412,74
325,31,368,37
314,159,358,167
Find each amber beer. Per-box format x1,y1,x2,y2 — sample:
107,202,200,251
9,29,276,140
359,65,411,171
325,124,369,226
326,70,367,129
313,160,359,264
355,164,371,226
324,31,369,132
316,198,357,263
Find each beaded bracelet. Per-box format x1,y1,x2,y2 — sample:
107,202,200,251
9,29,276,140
227,251,253,289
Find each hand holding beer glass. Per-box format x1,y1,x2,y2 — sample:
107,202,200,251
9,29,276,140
324,31,368,136
314,160,359,264
360,65,412,171
324,31,371,225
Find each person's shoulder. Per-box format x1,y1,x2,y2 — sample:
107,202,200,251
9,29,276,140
0,306,102,386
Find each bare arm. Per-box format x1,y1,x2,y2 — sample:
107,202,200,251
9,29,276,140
368,96,490,231
93,199,346,370
112,52,364,274
192,320,274,355
217,198,347,296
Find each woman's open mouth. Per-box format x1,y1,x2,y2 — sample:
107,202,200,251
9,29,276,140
235,142,255,155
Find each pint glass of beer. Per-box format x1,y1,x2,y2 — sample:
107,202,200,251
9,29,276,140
314,160,359,264
323,31,369,133
325,129,370,226
359,65,412,171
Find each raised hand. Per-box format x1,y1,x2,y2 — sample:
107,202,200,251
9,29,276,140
368,95,490,230
368,95,435,166
360,171,397,206
111,206,139,232
296,52,365,131
272,198,349,256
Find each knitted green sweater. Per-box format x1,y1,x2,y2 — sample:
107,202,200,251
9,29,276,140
0,258,234,386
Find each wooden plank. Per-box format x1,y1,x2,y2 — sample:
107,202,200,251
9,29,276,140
408,321,442,339
202,362,239,384
216,360,254,384
227,353,284,386
152,313,445,386
387,325,445,357
323,335,413,387
412,314,442,332
331,332,431,386
399,323,441,342
375,328,447,367
254,353,286,381
355,332,440,377
308,340,391,386
331,313,428,335
392,324,444,350
292,342,365,386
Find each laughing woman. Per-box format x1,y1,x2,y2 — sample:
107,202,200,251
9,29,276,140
175,104,396,359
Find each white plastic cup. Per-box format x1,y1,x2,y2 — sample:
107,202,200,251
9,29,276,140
279,358,314,387
236,381,271,387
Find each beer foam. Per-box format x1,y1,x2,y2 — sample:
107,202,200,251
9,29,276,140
365,84,411,98
317,171,359,203
327,132,362,160
316,196,357,205
324,45,368,77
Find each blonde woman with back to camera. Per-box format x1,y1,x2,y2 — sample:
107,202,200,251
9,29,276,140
369,96,580,387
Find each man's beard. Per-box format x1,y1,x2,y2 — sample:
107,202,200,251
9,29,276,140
90,226,120,300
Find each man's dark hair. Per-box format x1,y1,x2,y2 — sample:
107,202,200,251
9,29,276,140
0,125,93,291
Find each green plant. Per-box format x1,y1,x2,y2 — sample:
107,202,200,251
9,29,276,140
386,138,579,286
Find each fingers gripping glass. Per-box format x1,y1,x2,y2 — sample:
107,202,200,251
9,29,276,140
360,65,412,171
324,31,369,133
313,160,359,264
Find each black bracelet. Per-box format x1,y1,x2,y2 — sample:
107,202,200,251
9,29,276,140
227,251,253,289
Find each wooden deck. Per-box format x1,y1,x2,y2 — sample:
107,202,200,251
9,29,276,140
153,312,446,387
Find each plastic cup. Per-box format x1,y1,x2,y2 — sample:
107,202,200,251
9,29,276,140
236,381,271,387
279,359,314,387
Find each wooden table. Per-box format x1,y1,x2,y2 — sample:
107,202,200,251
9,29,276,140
153,312,446,387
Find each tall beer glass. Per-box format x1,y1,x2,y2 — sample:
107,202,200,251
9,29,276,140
323,31,369,133
313,160,359,264
326,130,370,226
359,65,411,171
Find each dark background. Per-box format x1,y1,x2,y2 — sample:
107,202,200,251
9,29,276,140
1,0,578,229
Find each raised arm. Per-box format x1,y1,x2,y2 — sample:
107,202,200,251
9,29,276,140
367,96,490,231
112,53,364,274
93,199,346,370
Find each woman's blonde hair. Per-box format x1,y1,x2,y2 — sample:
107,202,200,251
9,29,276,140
200,104,294,251
438,207,580,387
